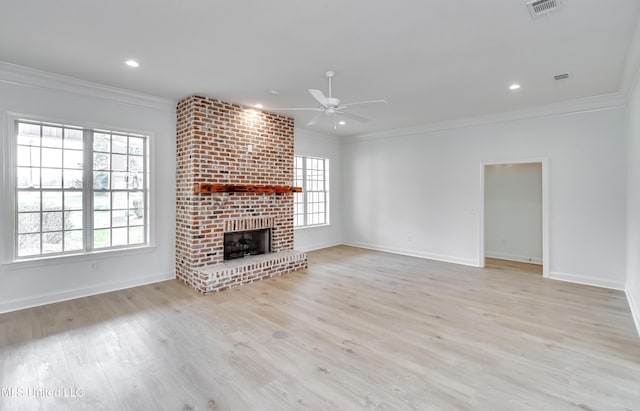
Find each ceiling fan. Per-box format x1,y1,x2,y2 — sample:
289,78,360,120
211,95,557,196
274,71,387,126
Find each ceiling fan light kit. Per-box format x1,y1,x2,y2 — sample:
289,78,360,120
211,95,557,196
273,70,387,126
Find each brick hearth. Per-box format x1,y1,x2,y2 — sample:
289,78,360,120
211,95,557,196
175,96,307,293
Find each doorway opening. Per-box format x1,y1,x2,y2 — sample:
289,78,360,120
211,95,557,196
479,159,549,278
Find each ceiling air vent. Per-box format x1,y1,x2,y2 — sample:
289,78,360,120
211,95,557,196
527,0,561,18
553,73,571,81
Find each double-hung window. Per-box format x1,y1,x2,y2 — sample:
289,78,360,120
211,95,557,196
11,119,149,259
294,155,329,227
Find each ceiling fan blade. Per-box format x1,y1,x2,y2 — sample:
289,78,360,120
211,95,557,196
271,107,324,111
307,112,324,126
308,89,328,106
342,99,388,107
336,111,370,123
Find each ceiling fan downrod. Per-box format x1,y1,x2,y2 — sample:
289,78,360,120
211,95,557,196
325,71,334,99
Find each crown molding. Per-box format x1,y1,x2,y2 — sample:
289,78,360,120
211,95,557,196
0,61,176,112
621,16,640,102
343,92,626,143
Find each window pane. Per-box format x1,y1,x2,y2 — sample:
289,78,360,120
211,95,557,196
17,167,40,188
93,172,110,189
18,213,40,234
42,168,62,188
94,192,110,210
129,226,144,244
18,123,40,145
94,211,110,229
64,129,83,150
128,156,143,172
41,148,63,168
42,212,63,232
112,172,127,189
129,137,144,155
129,192,144,209
112,227,128,246
64,211,83,230
128,173,144,190
18,191,40,212
93,133,110,152
42,126,63,148
112,154,127,171
112,210,127,227
63,169,83,189
129,209,144,226
17,146,40,167
113,192,127,209
42,231,63,253
63,150,83,169
43,191,62,211
64,192,83,210
93,152,110,170
94,229,110,248
64,230,83,251
18,234,40,256
112,135,127,154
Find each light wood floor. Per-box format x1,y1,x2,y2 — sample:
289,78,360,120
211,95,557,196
1,246,639,411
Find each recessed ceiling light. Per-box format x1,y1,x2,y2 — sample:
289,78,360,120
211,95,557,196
509,83,521,90
125,60,140,68
255,103,263,109
339,121,346,125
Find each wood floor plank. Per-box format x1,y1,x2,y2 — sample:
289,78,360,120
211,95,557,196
1,245,639,410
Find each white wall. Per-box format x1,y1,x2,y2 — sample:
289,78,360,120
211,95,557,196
0,63,176,313
294,129,342,251
626,72,640,334
342,107,628,289
485,163,542,264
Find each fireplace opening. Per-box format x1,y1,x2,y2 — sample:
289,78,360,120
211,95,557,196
224,229,271,260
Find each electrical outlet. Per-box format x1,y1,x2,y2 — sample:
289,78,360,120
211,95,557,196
90,262,97,272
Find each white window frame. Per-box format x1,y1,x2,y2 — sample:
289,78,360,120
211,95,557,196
294,155,330,228
1,114,155,264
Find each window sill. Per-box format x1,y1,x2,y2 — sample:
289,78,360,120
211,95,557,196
294,223,332,231
2,245,157,270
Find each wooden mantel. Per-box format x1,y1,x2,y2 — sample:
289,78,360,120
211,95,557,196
194,183,302,194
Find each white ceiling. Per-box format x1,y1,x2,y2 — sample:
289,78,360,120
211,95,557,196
1,1,639,137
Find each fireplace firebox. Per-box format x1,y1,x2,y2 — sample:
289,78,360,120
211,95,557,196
224,229,271,260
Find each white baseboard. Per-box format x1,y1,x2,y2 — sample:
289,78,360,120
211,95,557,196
485,251,542,265
626,288,640,339
343,241,479,267
548,271,625,291
296,241,343,252
0,272,175,314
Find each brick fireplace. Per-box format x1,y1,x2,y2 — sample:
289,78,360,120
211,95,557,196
175,96,307,293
